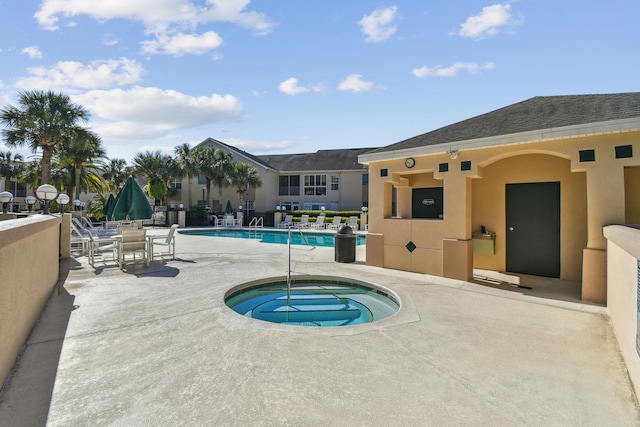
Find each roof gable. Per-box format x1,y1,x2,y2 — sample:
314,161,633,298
257,148,373,172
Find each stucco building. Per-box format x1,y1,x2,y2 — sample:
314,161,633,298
173,138,371,215
359,92,640,304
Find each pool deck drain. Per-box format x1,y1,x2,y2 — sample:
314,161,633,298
0,228,638,426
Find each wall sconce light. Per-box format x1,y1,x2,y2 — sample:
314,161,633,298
447,149,459,159
0,191,13,214
56,193,70,213
35,184,58,215
25,195,37,212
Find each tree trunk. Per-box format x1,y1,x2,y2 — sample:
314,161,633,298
74,161,82,199
41,145,53,184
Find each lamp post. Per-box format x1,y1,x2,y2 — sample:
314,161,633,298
35,184,58,215
56,193,70,214
202,187,206,207
0,191,13,214
73,199,82,211
25,195,36,212
361,206,368,231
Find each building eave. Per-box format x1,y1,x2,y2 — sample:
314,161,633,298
358,117,640,164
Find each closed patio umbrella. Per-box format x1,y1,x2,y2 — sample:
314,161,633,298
225,200,233,214
103,193,116,219
110,177,153,220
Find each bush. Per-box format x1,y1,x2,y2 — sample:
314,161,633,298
186,206,209,226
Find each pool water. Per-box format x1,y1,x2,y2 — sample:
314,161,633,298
225,280,399,327
179,228,365,247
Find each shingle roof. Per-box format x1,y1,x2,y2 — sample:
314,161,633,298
368,92,640,154
256,148,373,172
196,138,373,172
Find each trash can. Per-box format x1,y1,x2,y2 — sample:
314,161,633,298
334,224,356,263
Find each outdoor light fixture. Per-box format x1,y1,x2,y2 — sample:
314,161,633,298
178,203,184,210
25,195,37,212
447,149,459,159
239,205,243,212
56,193,70,213
35,184,58,215
0,191,13,214
361,206,368,213
73,199,82,211
276,206,281,211
321,206,325,212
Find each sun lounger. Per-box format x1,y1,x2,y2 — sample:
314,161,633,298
310,215,325,229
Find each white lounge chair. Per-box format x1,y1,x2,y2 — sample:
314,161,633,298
347,216,359,229
278,214,294,228
148,224,178,262
297,214,310,228
310,215,325,229
326,216,343,230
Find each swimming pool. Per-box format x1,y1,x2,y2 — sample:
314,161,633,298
179,228,366,247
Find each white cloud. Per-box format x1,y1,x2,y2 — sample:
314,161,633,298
15,58,145,91
359,6,398,43
34,0,274,36
337,74,374,92
102,33,119,46
412,62,495,78
73,86,243,142
278,77,309,95
21,46,43,59
141,31,223,55
459,3,521,39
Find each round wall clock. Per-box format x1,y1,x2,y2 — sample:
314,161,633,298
405,157,415,168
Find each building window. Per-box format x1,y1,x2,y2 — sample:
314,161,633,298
331,174,339,191
304,174,327,196
197,175,206,185
281,202,300,211
362,173,369,185
171,179,182,190
303,202,326,210
10,181,26,198
579,149,596,162
616,145,633,159
279,175,300,196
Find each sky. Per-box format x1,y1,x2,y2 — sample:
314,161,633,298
0,1,638,164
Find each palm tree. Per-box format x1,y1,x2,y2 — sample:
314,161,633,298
174,143,197,208
101,158,129,192
0,150,24,193
1,90,91,184
132,150,181,205
193,147,234,211
230,162,262,208
58,128,106,199
20,160,41,193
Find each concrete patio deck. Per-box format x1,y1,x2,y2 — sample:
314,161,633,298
1,228,638,426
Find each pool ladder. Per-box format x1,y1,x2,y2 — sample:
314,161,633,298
248,216,263,230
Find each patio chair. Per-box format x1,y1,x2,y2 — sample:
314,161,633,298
148,224,178,262
224,214,238,227
117,228,148,269
277,214,294,228
310,215,325,229
326,216,343,230
86,231,119,266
